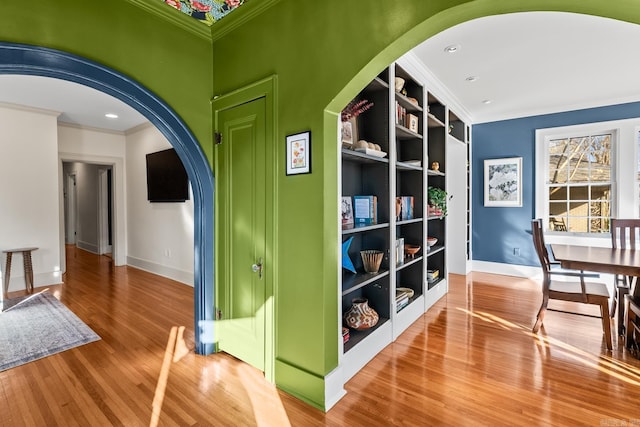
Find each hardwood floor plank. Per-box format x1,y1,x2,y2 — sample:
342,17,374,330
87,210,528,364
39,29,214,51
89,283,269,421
1,247,639,426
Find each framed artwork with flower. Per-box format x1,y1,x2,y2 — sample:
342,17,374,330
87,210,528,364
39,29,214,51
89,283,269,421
484,157,522,207
286,131,311,175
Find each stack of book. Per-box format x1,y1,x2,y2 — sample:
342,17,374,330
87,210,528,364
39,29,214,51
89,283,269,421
396,289,410,312
395,101,419,133
427,269,439,284
395,101,406,127
342,327,350,344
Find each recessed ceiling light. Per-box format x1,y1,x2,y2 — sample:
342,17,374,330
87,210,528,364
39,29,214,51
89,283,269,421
465,76,478,82
444,44,460,53
105,113,118,119
482,99,492,105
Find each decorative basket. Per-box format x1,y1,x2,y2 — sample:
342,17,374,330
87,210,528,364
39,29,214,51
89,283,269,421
360,250,383,273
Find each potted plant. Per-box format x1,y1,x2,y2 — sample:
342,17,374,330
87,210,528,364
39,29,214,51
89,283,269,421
428,186,449,217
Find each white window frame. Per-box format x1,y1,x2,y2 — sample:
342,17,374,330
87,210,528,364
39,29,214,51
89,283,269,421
535,118,640,245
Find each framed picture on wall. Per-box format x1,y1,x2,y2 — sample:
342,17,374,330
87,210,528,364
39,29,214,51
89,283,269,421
484,157,522,207
286,131,311,175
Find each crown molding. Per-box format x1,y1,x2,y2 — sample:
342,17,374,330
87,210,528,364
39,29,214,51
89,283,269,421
0,101,61,117
58,121,126,135
123,0,211,41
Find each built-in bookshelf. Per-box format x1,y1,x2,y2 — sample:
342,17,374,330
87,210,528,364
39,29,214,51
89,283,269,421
338,60,468,382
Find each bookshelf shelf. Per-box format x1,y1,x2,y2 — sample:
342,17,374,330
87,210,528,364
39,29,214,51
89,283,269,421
343,318,390,353
342,269,390,296
396,255,423,272
342,222,389,235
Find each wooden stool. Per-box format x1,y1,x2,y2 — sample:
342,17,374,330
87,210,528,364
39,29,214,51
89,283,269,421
2,247,38,298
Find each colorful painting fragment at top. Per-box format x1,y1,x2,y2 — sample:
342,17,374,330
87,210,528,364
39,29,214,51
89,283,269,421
162,0,246,25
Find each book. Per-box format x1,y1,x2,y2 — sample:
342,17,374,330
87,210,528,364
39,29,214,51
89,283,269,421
395,237,405,266
400,196,414,220
341,196,354,227
342,327,350,344
427,269,440,283
395,290,409,312
353,195,377,225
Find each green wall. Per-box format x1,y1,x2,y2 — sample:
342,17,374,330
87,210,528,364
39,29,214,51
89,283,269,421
0,0,214,162
210,0,640,409
5,0,640,411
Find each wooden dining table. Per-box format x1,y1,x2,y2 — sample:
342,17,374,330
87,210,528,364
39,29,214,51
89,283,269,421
550,244,640,344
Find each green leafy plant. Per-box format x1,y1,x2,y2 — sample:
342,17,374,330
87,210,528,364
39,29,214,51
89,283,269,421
428,186,450,216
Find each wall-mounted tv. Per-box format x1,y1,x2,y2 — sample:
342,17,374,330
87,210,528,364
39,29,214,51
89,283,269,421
145,148,190,202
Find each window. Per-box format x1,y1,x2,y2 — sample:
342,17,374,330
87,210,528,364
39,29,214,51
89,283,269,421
537,118,640,238
546,132,612,233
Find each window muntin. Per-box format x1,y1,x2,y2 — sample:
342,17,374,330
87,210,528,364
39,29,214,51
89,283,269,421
546,133,611,233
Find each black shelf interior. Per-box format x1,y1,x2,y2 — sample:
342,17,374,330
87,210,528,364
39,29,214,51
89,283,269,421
427,93,446,125
342,269,389,296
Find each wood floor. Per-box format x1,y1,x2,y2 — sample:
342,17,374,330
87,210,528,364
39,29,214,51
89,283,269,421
1,246,639,426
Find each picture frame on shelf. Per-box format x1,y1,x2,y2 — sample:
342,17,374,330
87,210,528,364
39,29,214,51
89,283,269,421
341,118,358,148
484,157,522,207
286,131,311,175
407,114,419,133
341,196,354,228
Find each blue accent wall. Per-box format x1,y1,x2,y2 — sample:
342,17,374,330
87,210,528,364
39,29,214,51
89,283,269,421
472,101,640,267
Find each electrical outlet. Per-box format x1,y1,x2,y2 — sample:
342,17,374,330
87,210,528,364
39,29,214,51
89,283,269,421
513,247,520,256
164,249,171,258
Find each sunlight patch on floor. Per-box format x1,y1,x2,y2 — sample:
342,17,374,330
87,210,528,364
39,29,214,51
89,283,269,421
236,362,292,427
150,326,189,427
458,306,640,387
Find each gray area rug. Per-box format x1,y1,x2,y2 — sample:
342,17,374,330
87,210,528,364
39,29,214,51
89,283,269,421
0,291,100,372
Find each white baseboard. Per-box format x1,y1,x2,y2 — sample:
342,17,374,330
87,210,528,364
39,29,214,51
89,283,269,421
126,256,193,286
3,271,63,293
323,367,347,411
472,260,541,279
76,240,99,254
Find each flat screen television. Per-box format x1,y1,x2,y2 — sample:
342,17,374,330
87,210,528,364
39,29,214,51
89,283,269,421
145,148,190,202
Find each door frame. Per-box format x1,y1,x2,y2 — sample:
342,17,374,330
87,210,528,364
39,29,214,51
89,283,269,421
65,171,77,245
211,75,278,382
98,167,112,255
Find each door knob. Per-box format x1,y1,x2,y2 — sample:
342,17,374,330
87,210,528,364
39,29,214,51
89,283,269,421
252,258,263,279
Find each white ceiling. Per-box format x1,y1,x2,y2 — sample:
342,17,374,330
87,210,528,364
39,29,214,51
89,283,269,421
0,75,147,132
412,11,640,123
2,12,640,130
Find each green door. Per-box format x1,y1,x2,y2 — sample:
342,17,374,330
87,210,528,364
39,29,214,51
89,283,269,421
216,97,267,371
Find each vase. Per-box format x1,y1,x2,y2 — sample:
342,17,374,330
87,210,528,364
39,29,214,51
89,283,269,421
344,297,379,330
360,250,383,273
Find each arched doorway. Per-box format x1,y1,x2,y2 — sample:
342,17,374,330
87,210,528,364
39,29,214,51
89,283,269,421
0,42,215,355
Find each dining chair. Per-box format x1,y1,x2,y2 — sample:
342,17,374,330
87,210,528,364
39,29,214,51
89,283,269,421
531,219,613,350
626,295,640,354
610,219,640,336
